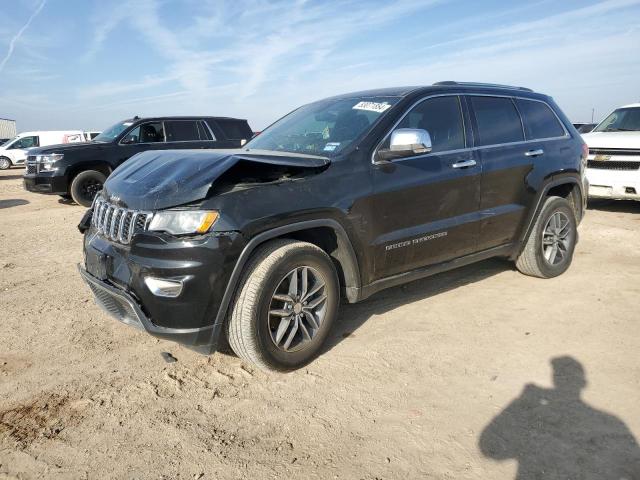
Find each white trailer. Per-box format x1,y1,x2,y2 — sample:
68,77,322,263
0,118,17,140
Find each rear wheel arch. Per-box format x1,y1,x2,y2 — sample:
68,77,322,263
515,177,584,260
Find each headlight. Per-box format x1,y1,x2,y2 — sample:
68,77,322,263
37,153,64,171
147,210,218,235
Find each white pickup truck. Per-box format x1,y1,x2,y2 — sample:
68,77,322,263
582,103,640,201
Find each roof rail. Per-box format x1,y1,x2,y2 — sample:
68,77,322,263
433,81,533,93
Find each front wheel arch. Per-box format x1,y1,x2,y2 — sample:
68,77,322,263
214,219,362,327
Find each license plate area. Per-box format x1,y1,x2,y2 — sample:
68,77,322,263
85,247,108,281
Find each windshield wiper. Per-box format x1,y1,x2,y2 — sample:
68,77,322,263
605,128,637,132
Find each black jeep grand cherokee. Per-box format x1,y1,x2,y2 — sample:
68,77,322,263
24,116,252,206
79,82,588,371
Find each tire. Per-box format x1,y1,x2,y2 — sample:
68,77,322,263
0,157,12,170
70,170,106,207
516,196,577,278
227,239,340,372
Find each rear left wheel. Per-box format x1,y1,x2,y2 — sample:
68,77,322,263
227,240,339,371
516,196,577,278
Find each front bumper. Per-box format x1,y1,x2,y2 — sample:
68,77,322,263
81,226,246,348
23,173,68,195
586,167,640,200
79,265,223,347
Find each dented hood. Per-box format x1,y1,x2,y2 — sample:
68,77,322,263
102,149,329,210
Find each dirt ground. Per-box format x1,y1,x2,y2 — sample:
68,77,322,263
1,167,639,479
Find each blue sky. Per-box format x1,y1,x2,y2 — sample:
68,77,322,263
1,0,639,132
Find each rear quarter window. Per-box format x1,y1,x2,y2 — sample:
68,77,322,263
516,99,565,140
214,120,252,140
470,96,524,146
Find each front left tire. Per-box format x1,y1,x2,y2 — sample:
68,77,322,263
0,157,12,170
227,239,340,372
70,170,106,207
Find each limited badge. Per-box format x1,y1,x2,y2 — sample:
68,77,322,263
594,154,611,161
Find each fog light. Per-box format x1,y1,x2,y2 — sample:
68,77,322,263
144,277,185,298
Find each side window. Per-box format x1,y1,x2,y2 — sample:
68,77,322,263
165,121,199,142
122,122,165,144
215,120,252,140
383,96,465,153
470,96,524,146
516,99,565,140
10,136,38,149
197,121,214,140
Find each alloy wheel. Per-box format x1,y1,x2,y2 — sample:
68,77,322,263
541,211,572,265
268,266,328,352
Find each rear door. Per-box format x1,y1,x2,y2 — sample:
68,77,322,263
370,95,482,279
468,95,537,251
164,120,216,149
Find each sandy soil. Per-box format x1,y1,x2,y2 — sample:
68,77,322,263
1,167,639,479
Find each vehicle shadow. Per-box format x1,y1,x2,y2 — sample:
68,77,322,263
588,199,640,214
0,174,25,181
323,257,510,352
0,199,29,209
479,356,640,479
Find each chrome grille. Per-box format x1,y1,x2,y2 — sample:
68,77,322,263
92,196,152,244
26,156,37,174
589,148,640,157
587,160,640,171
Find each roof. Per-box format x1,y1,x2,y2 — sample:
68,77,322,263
320,81,544,102
126,116,248,122
620,103,640,109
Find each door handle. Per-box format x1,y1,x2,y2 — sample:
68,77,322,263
451,159,477,169
525,149,544,157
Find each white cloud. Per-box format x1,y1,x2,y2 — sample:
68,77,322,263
0,0,46,73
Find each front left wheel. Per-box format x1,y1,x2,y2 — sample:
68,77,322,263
0,157,12,170
70,170,106,207
227,240,340,372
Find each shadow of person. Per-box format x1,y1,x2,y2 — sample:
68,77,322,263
479,357,640,479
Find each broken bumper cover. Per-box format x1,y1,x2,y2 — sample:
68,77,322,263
79,265,224,347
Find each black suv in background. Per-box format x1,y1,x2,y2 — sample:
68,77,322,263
78,82,588,371
24,116,253,206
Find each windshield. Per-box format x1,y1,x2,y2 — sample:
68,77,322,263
1,137,16,147
245,96,401,156
594,107,640,132
93,120,135,142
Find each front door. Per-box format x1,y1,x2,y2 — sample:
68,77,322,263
370,95,482,280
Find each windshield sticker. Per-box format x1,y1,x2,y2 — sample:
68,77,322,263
353,101,392,113
323,142,340,152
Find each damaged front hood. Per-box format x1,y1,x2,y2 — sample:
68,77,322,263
102,149,329,211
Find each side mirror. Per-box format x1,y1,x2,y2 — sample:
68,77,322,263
121,135,137,145
377,128,432,161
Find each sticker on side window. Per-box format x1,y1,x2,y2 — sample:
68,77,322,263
323,142,340,152
352,101,392,113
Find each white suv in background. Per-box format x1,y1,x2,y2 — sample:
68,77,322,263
582,103,640,201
